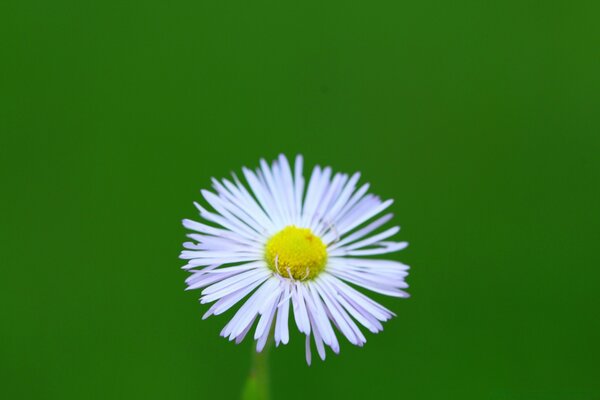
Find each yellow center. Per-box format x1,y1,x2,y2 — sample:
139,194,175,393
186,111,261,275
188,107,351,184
265,226,328,281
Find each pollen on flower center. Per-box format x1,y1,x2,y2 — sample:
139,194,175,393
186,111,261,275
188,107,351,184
265,226,328,281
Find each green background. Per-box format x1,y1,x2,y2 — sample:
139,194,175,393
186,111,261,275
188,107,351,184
1,1,599,399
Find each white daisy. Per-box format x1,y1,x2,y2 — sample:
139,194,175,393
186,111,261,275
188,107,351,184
180,154,409,364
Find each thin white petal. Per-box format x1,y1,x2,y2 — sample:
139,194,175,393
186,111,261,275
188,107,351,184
202,268,269,296
222,278,278,340
328,182,370,227
302,284,338,349
293,155,304,224
314,279,365,345
314,173,361,238
254,287,282,341
242,167,284,228
212,178,275,234
305,334,312,365
337,198,394,238
182,219,253,246
309,173,346,232
201,272,271,304
301,166,323,227
321,275,395,321
307,311,326,360
343,241,408,256
194,201,263,242
291,283,311,335
329,227,400,256
259,159,288,226
203,277,267,319
328,266,409,298
186,270,239,291
234,315,257,344
201,189,267,238
318,277,383,333
275,284,291,345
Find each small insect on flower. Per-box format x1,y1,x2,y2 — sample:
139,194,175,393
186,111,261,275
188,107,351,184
180,155,410,364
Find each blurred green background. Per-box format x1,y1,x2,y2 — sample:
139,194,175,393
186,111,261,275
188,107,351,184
1,0,599,399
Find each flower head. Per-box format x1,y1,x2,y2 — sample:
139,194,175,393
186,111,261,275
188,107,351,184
180,155,409,364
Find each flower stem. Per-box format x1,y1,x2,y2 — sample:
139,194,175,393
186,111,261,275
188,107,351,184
241,342,271,400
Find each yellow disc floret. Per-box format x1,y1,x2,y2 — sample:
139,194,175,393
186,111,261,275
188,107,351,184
265,226,328,281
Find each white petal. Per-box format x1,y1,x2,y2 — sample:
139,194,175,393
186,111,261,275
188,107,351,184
309,173,346,232
330,213,391,247
307,311,326,360
337,198,394,238
302,284,337,349
318,277,383,333
274,284,291,345
182,219,253,246
202,268,269,297
234,315,257,344
291,283,311,335
201,189,267,238
199,261,266,274
186,270,239,291
180,249,261,260
331,257,410,271
314,172,361,237
274,154,296,223
194,201,264,242
328,182,370,227
305,334,312,366
185,233,255,252
225,175,278,233
328,266,409,297
203,277,267,319
343,241,408,256
221,278,279,340
259,159,288,226
181,255,259,269
254,286,282,341
212,178,275,234
293,155,305,224
321,275,395,321
313,279,365,345
329,226,400,255
242,167,284,228
301,166,323,227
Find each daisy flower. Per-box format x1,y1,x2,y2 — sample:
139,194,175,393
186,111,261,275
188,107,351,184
180,154,409,364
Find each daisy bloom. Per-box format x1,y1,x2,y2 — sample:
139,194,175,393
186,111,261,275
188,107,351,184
180,154,409,364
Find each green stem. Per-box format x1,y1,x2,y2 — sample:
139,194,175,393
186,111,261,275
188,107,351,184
241,341,271,400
